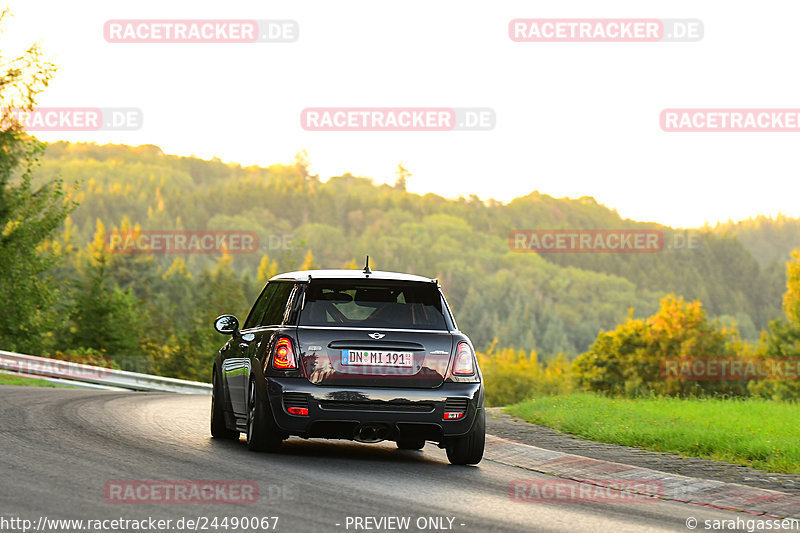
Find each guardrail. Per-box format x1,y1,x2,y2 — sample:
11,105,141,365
0,350,212,394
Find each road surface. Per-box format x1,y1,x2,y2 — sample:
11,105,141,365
0,386,771,532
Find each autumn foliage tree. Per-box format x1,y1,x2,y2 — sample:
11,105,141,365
748,249,800,400
0,11,71,353
478,341,574,406
572,295,746,397
783,250,800,327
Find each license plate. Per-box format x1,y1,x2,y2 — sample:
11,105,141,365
341,350,413,367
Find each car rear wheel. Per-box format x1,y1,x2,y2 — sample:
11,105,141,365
246,378,283,452
445,409,485,465
396,438,426,450
210,368,239,440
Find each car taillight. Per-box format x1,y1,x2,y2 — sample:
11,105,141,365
273,337,297,370
452,341,474,375
287,407,308,416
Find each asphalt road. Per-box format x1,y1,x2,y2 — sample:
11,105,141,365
0,386,766,532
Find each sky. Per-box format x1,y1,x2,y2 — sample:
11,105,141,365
4,0,800,228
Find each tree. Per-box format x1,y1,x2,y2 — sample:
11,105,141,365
293,149,318,182
394,162,410,191
67,220,142,355
477,341,575,406
783,250,800,328
21,137,798,368
147,255,249,382
0,11,70,352
478,343,541,406
257,254,278,282
104,216,160,300
748,250,800,400
300,249,317,270
572,295,746,397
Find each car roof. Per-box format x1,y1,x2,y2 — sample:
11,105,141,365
269,269,437,284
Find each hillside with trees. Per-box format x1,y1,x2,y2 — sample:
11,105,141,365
4,140,790,381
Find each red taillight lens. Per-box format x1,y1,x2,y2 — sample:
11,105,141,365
273,337,297,370
287,407,308,416
452,342,474,375
443,411,464,420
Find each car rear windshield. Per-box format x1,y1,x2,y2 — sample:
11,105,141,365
299,281,448,330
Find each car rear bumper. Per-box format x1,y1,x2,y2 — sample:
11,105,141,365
265,377,483,443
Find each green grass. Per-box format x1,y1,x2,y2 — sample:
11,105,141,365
506,393,800,474
0,372,71,388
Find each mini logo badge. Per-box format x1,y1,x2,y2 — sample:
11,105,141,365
368,332,385,339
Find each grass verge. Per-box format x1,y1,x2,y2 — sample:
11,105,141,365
0,372,71,388
505,393,800,474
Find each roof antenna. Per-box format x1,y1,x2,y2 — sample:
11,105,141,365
363,255,372,275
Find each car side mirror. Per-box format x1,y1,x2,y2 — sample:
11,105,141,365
214,315,240,337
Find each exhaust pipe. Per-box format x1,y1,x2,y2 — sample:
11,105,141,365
354,424,389,443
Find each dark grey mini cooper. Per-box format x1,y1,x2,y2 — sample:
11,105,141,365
211,264,485,465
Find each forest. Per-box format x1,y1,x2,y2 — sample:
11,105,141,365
2,140,796,384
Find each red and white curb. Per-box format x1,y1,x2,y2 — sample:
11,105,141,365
484,434,800,519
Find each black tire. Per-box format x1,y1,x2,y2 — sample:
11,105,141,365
396,439,426,450
445,409,485,465
246,378,283,453
210,368,239,440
